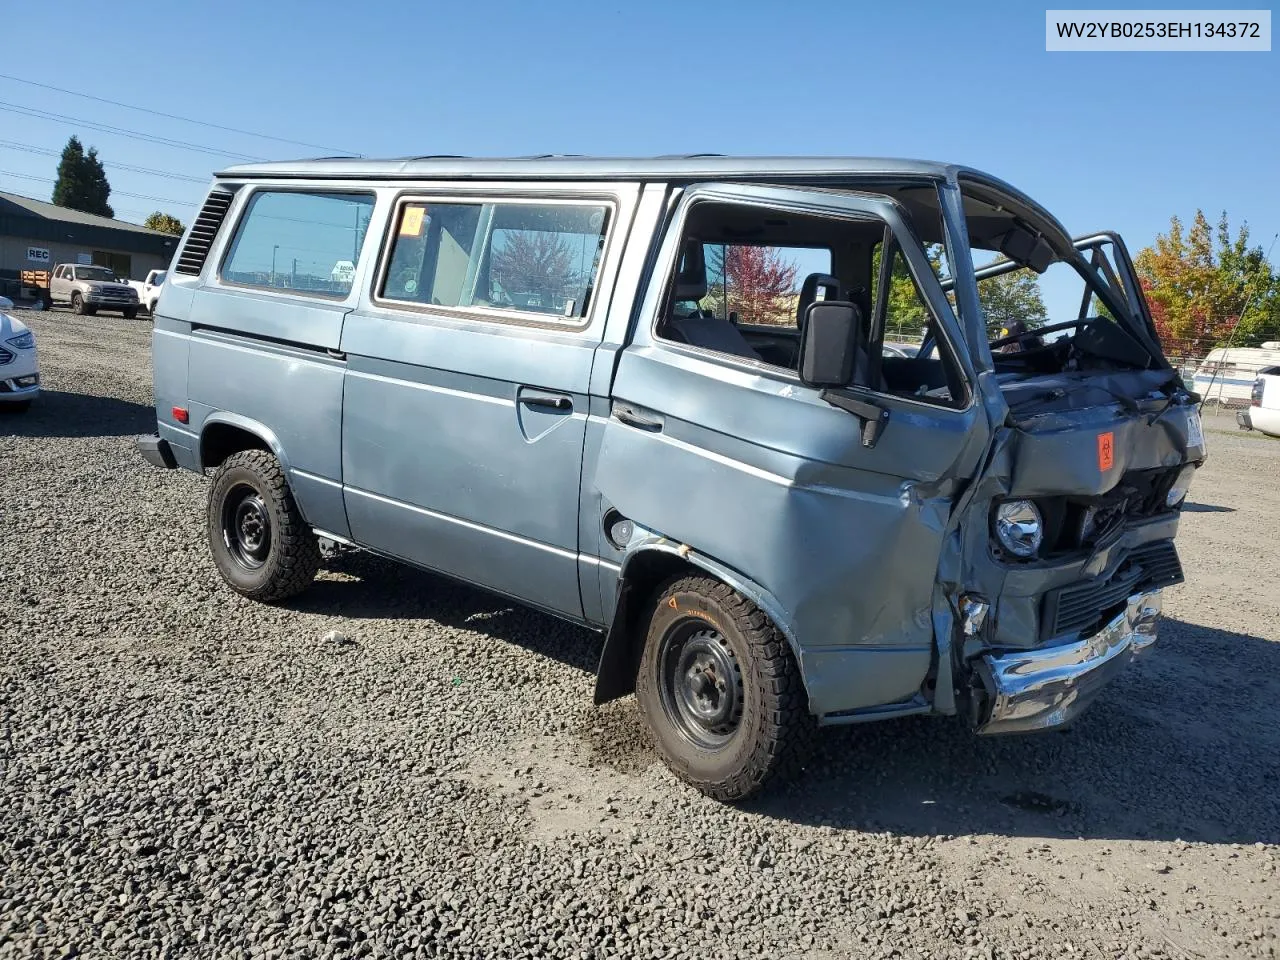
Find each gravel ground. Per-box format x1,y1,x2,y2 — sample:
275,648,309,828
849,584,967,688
2,308,1278,960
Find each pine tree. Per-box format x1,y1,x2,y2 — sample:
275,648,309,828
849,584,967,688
51,136,114,218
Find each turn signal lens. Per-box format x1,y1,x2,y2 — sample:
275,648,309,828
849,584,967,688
1165,465,1196,508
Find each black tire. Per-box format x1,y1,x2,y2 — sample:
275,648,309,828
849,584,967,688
635,575,816,801
1,400,31,413
207,449,320,602
71,292,85,315
123,307,138,320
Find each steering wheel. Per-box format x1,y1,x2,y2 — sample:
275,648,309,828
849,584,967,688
988,317,1092,350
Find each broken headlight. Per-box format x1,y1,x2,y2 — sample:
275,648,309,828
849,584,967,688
993,500,1043,558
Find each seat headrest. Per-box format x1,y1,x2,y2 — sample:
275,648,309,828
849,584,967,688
797,273,842,326
674,239,708,302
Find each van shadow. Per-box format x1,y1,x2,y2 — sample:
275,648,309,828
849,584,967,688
1181,501,1235,513
750,617,1280,844
0,390,155,439
293,549,602,675
289,555,1280,845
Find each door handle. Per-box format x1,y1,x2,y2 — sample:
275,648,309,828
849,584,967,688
519,391,572,411
612,402,664,432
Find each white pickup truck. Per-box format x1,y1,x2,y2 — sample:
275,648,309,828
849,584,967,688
124,269,167,315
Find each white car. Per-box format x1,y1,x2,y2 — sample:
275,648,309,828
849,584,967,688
124,269,167,315
0,297,39,412
883,341,920,359
1239,366,1280,437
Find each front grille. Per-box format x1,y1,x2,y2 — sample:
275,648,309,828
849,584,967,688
1042,540,1184,639
0,347,12,365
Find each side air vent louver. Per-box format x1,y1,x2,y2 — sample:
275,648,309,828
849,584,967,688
174,190,236,276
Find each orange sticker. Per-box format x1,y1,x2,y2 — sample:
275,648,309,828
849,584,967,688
399,205,425,237
1097,431,1115,471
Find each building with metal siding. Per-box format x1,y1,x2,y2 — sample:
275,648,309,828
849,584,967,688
0,191,180,288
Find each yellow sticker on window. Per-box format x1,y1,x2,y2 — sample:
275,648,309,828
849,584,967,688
399,205,425,237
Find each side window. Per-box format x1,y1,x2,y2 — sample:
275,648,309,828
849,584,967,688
652,198,967,408
872,245,934,350
221,190,375,297
380,199,611,321
697,243,832,328
868,240,966,407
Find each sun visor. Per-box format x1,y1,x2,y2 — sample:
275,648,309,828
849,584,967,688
998,228,1055,274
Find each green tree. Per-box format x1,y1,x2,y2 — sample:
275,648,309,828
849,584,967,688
872,244,1047,341
143,211,186,235
51,136,113,218
1135,210,1280,355
977,267,1049,337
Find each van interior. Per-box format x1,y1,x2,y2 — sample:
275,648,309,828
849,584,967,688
656,182,1165,409
656,198,968,407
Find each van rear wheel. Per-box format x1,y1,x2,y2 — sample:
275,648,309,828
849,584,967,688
635,575,816,802
207,449,320,602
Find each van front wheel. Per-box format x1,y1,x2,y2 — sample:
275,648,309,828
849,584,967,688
635,575,816,802
207,449,320,602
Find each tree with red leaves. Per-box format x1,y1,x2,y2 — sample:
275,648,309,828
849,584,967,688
707,245,799,326
1135,211,1280,357
491,230,575,305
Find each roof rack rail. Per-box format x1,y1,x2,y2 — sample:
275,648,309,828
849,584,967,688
403,154,471,161
514,154,586,160
654,153,726,159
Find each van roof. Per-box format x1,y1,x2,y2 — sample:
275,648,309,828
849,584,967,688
219,154,973,185
214,155,1073,253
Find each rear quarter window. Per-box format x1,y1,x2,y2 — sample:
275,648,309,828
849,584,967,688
220,190,375,298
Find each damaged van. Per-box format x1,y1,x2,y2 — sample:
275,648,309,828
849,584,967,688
137,157,1204,800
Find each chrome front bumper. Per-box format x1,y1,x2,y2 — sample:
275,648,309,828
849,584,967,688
977,590,1162,735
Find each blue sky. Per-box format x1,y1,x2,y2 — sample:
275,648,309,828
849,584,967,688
1,0,1274,313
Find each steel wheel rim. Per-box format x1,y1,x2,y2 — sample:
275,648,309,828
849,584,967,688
221,484,271,570
658,619,743,749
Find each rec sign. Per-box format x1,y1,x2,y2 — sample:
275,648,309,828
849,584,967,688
26,246,51,263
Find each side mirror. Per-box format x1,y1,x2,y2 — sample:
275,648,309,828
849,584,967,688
798,301,864,389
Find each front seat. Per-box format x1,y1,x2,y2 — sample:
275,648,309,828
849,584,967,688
665,241,762,361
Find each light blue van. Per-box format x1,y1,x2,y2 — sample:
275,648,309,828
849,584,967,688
138,156,1204,800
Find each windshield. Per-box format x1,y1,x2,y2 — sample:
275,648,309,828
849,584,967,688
951,184,1162,377
76,266,118,282
154,271,167,285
